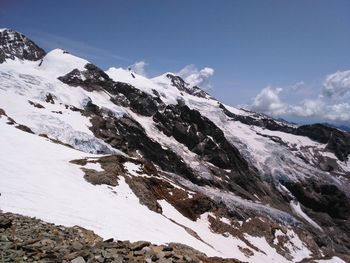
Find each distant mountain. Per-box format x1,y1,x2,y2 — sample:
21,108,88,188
323,122,350,132
0,28,349,263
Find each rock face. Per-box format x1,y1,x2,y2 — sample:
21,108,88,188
0,212,241,263
0,29,46,63
285,181,350,220
166,73,210,98
153,104,250,172
295,124,350,161
1,29,350,262
220,103,350,161
59,64,165,116
219,103,295,134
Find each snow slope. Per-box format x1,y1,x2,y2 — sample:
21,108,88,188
0,51,125,154
1,30,349,262
0,116,307,261
0,116,221,257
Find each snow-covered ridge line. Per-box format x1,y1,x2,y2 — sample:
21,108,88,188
1,29,350,262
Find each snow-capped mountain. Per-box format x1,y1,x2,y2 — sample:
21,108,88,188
0,29,349,262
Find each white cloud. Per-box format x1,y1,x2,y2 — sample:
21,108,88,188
322,70,350,99
177,65,214,90
290,81,305,91
129,60,148,76
248,69,350,124
324,103,350,122
250,86,287,116
290,99,324,117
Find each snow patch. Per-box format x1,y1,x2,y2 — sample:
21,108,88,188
290,201,322,231
123,161,149,177
315,257,346,263
0,118,239,258
84,162,104,172
159,200,302,262
39,49,88,78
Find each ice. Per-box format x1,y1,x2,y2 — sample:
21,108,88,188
0,56,124,154
0,117,232,257
290,201,323,231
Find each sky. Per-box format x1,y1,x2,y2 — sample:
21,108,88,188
1,0,350,125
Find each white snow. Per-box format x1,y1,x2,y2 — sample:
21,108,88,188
321,151,338,159
0,55,125,154
123,162,147,177
219,217,231,225
159,200,297,262
273,229,285,245
84,162,104,172
39,49,88,78
290,201,323,231
0,43,347,262
0,117,234,257
315,257,346,263
106,68,180,105
127,111,215,181
283,229,311,261
0,122,310,262
253,126,323,150
222,104,253,117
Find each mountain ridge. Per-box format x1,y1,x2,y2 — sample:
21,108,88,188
0,28,349,262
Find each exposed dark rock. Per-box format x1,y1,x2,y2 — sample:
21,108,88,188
130,241,151,251
296,124,350,161
83,102,199,184
153,104,249,172
28,100,45,109
45,93,55,104
58,63,165,116
0,29,46,63
296,124,332,143
15,124,34,134
0,108,7,117
285,181,350,220
0,212,246,263
220,104,350,161
219,103,295,134
108,81,164,116
326,129,350,162
166,73,210,98
58,63,110,92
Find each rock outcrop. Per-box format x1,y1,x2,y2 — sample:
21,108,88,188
0,29,46,63
0,212,242,263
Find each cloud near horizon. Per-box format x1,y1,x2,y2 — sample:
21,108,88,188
177,65,215,90
249,70,350,124
129,60,148,76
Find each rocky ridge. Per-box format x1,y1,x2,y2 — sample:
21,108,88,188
1,28,350,262
0,29,45,63
0,212,242,263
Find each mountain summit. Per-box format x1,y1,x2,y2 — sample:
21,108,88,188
0,28,46,63
0,29,349,263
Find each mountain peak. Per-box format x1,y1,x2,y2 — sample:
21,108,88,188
0,28,46,63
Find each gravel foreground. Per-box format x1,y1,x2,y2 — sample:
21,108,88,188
0,211,240,263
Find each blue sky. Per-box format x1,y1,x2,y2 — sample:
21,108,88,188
1,0,350,125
